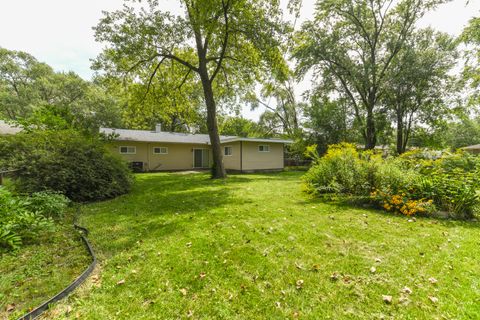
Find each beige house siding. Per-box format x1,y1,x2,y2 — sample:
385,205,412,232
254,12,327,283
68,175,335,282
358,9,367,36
110,140,285,172
110,141,212,171
221,141,241,171
241,141,284,171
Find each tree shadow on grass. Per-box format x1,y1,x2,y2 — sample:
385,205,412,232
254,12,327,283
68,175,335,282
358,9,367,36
297,194,480,229
82,170,305,257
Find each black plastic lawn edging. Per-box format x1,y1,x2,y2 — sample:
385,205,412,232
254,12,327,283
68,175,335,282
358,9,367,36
17,210,97,320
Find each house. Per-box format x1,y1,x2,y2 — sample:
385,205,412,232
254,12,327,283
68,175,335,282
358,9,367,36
100,125,292,172
462,144,480,154
0,120,22,135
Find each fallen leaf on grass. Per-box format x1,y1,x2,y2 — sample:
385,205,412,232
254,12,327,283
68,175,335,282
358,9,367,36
187,310,194,317
311,264,321,272
275,301,281,308
429,296,439,304
382,295,393,304
296,279,304,289
398,296,410,305
180,288,188,296
116,279,125,285
428,277,438,284
330,272,340,281
199,272,206,279
6,304,15,312
295,262,305,270
370,267,376,274
186,242,192,247
401,287,412,294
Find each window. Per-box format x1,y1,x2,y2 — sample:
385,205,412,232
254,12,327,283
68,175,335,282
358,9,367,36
153,147,168,154
258,145,270,152
224,146,233,156
119,146,136,154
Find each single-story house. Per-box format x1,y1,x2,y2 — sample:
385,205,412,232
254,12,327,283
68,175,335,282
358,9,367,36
0,120,22,135
462,144,480,154
100,125,292,172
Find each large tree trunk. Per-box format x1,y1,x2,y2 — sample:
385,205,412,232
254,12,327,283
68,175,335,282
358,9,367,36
396,113,405,154
198,68,227,179
365,108,376,150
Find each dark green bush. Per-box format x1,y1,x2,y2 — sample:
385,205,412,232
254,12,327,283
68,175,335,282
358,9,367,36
0,130,133,202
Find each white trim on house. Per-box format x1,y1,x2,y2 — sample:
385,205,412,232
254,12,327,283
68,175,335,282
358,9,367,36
119,146,136,154
258,145,270,152
153,146,168,154
220,137,292,144
224,146,233,156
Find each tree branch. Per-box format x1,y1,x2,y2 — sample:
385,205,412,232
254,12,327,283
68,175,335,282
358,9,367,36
209,0,230,82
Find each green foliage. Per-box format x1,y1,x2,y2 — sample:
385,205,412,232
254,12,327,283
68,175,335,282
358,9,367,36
382,28,457,154
0,130,133,202
0,47,123,131
0,189,69,251
219,116,267,137
303,143,372,195
305,144,480,219
294,0,448,149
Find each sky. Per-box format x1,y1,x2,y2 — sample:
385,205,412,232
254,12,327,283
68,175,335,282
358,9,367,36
0,0,479,121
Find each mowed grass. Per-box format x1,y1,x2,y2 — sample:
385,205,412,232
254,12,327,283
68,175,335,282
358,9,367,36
0,217,91,319
47,171,480,319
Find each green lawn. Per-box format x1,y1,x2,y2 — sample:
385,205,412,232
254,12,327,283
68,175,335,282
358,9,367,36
0,217,90,319
42,171,480,319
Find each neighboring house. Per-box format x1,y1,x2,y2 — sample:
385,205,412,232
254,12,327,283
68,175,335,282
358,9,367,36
101,125,292,172
0,120,22,135
462,144,480,154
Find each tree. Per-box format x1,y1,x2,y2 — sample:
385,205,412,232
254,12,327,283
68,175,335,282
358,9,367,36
294,0,446,150
0,48,51,119
383,28,457,154
97,61,206,133
461,16,480,108
93,0,288,178
219,116,266,137
303,95,360,154
254,74,304,138
0,47,123,131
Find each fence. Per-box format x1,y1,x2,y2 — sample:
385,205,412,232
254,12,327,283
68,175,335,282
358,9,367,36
284,159,312,167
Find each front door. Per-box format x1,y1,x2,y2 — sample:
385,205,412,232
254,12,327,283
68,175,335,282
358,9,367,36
193,149,209,168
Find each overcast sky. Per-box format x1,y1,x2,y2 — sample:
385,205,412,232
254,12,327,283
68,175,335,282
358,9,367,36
0,0,479,120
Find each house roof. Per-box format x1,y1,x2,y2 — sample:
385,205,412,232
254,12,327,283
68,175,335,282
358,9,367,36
100,127,293,145
0,120,22,135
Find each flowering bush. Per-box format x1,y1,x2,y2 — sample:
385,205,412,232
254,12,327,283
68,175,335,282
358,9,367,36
304,144,480,219
371,189,436,216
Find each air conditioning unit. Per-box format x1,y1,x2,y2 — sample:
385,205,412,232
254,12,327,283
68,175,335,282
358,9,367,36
129,162,144,173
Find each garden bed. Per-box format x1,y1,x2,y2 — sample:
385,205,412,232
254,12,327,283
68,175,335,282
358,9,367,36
0,216,91,319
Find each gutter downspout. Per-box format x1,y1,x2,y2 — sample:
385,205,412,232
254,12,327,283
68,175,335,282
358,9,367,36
240,141,243,173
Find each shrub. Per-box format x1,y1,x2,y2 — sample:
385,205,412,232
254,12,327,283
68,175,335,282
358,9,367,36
25,192,71,218
1,129,133,202
304,144,480,219
303,143,371,196
0,189,64,251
